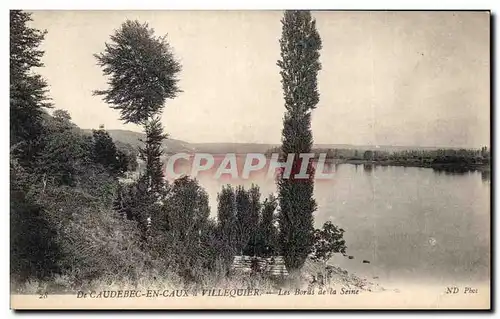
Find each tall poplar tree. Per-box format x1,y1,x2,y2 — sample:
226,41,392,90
276,11,322,271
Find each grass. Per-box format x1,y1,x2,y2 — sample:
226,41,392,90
11,260,387,295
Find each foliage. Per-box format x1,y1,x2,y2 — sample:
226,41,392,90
363,150,373,161
38,184,165,289
310,221,347,262
242,185,261,256
139,116,168,197
162,177,210,241
10,10,51,165
216,185,237,268
94,20,182,125
114,140,139,172
10,159,61,283
95,19,181,235
35,114,94,187
234,185,251,254
92,128,124,175
255,194,279,257
286,146,492,166
151,176,211,282
11,107,141,291
276,10,322,271
10,10,354,292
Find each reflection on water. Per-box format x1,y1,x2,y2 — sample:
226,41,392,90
481,170,491,182
432,166,478,175
175,160,490,287
363,163,373,173
431,166,491,183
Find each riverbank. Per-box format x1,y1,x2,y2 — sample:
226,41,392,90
11,259,387,296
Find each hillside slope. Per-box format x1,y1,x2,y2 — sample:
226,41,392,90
82,129,195,154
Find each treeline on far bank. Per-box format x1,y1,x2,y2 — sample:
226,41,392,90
265,146,491,170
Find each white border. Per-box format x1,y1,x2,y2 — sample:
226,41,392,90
3,0,498,10
2,0,497,318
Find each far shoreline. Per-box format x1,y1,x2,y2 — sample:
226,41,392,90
331,159,491,174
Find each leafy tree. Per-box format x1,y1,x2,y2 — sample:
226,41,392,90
36,126,93,187
10,10,52,165
161,176,210,244
90,126,133,176
481,146,490,159
363,150,374,161
93,20,181,125
256,194,278,257
51,110,74,131
197,219,226,272
243,185,261,256
39,109,74,136
95,19,181,210
276,10,322,271
114,140,139,172
152,176,210,281
310,221,347,262
234,185,251,254
91,128,121,174
216,185,237,267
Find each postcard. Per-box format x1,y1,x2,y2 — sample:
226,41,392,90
10,9,491,310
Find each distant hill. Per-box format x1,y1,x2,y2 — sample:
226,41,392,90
189,143,280,154
82,129,195,154
90,129,463,154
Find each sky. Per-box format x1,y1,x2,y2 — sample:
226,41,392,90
29,10,490,148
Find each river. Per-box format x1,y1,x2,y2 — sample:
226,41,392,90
171,160,491,289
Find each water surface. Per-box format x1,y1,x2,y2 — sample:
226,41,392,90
176,161,491,287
